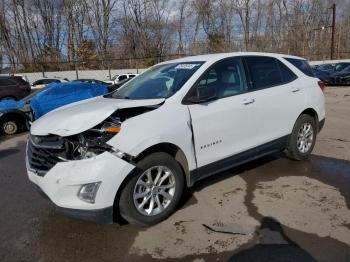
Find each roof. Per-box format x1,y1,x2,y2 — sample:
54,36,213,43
163,52,305,64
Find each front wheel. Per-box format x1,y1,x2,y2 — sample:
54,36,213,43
1,120,19,135
119,152,184,226
287,114,317,160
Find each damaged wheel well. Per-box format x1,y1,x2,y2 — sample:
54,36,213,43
112,143,191,223
133,143,190,186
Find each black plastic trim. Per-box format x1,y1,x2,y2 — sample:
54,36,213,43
189,135,289,186
318,118,325,133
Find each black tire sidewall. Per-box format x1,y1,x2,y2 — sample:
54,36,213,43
2,120,18,135
288,114,317,159
119,152,185,226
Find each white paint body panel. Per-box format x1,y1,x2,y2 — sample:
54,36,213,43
27,152,135,210
31,96,164,136
27,52,325,215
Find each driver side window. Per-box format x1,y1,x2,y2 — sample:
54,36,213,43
190,57,247,100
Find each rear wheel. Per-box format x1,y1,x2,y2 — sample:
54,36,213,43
119,152,184,226
287,114,317,160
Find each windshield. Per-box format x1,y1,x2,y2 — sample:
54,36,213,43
107,62,204,99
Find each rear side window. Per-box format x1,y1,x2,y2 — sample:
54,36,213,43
276,60,297,83
0,78,16,86
12,77,27,85
284,58,314,77
245,56,283,89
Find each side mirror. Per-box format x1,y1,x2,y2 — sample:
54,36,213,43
186,84,217,104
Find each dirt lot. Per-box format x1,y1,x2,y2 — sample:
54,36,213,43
0,87,350,262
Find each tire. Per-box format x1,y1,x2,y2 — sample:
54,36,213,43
1,120,19,135
286,114,317,160
119,152,185,226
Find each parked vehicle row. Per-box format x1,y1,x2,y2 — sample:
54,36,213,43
0,81,126,135
26,52,325,226
105,73,138,85
312,62,350,85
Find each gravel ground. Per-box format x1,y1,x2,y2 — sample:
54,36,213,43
0,86,349,262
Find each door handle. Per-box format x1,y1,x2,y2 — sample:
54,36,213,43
291,87,300,92
242,98,255,105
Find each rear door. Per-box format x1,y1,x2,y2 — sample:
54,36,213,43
186,57,261,168
243,56,304,145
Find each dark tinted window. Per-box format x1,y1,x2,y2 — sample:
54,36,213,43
284,58,314,77
192,57,247,99
43,79,60,84
245,56,282,89
118,75,128,81
276,60,297,83
0,78,16,86
335,63,350,72
11,77,27,85
33,80,44,85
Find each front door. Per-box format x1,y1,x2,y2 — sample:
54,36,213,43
186,57,261,168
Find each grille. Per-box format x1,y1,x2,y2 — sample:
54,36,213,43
26,135,66,176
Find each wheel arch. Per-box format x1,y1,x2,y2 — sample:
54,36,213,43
133,142,191,187
112,142,191,223
0,111,27,126
298,108,319,130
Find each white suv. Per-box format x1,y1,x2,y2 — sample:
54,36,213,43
26,52,325,225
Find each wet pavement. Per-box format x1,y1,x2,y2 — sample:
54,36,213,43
1,133,350,262
1,87,350,261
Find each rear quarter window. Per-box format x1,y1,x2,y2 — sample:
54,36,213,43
284,58,314,77
0,78,16,86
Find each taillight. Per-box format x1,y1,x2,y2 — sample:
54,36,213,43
318,81,325,92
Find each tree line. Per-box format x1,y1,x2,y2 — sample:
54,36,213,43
0,0,349,73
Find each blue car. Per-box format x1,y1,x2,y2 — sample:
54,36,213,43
0,82,108,135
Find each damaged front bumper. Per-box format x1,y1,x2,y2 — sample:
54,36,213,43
26,150,135,224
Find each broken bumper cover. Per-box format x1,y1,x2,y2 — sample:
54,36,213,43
27,151,135,224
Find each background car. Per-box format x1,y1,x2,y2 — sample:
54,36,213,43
105,73,138,85
0,82,108,135
326,65,350,85
73,79,109,85
315,63,335,73
108,77,132,91
31,78,69,89
0,76,31,101
312,68,331,84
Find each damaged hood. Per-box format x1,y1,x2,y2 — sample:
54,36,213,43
30,96,164,136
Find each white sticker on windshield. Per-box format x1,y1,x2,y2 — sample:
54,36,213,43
175,64,200,69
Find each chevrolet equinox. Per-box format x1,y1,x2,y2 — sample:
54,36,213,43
26,52,325,225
